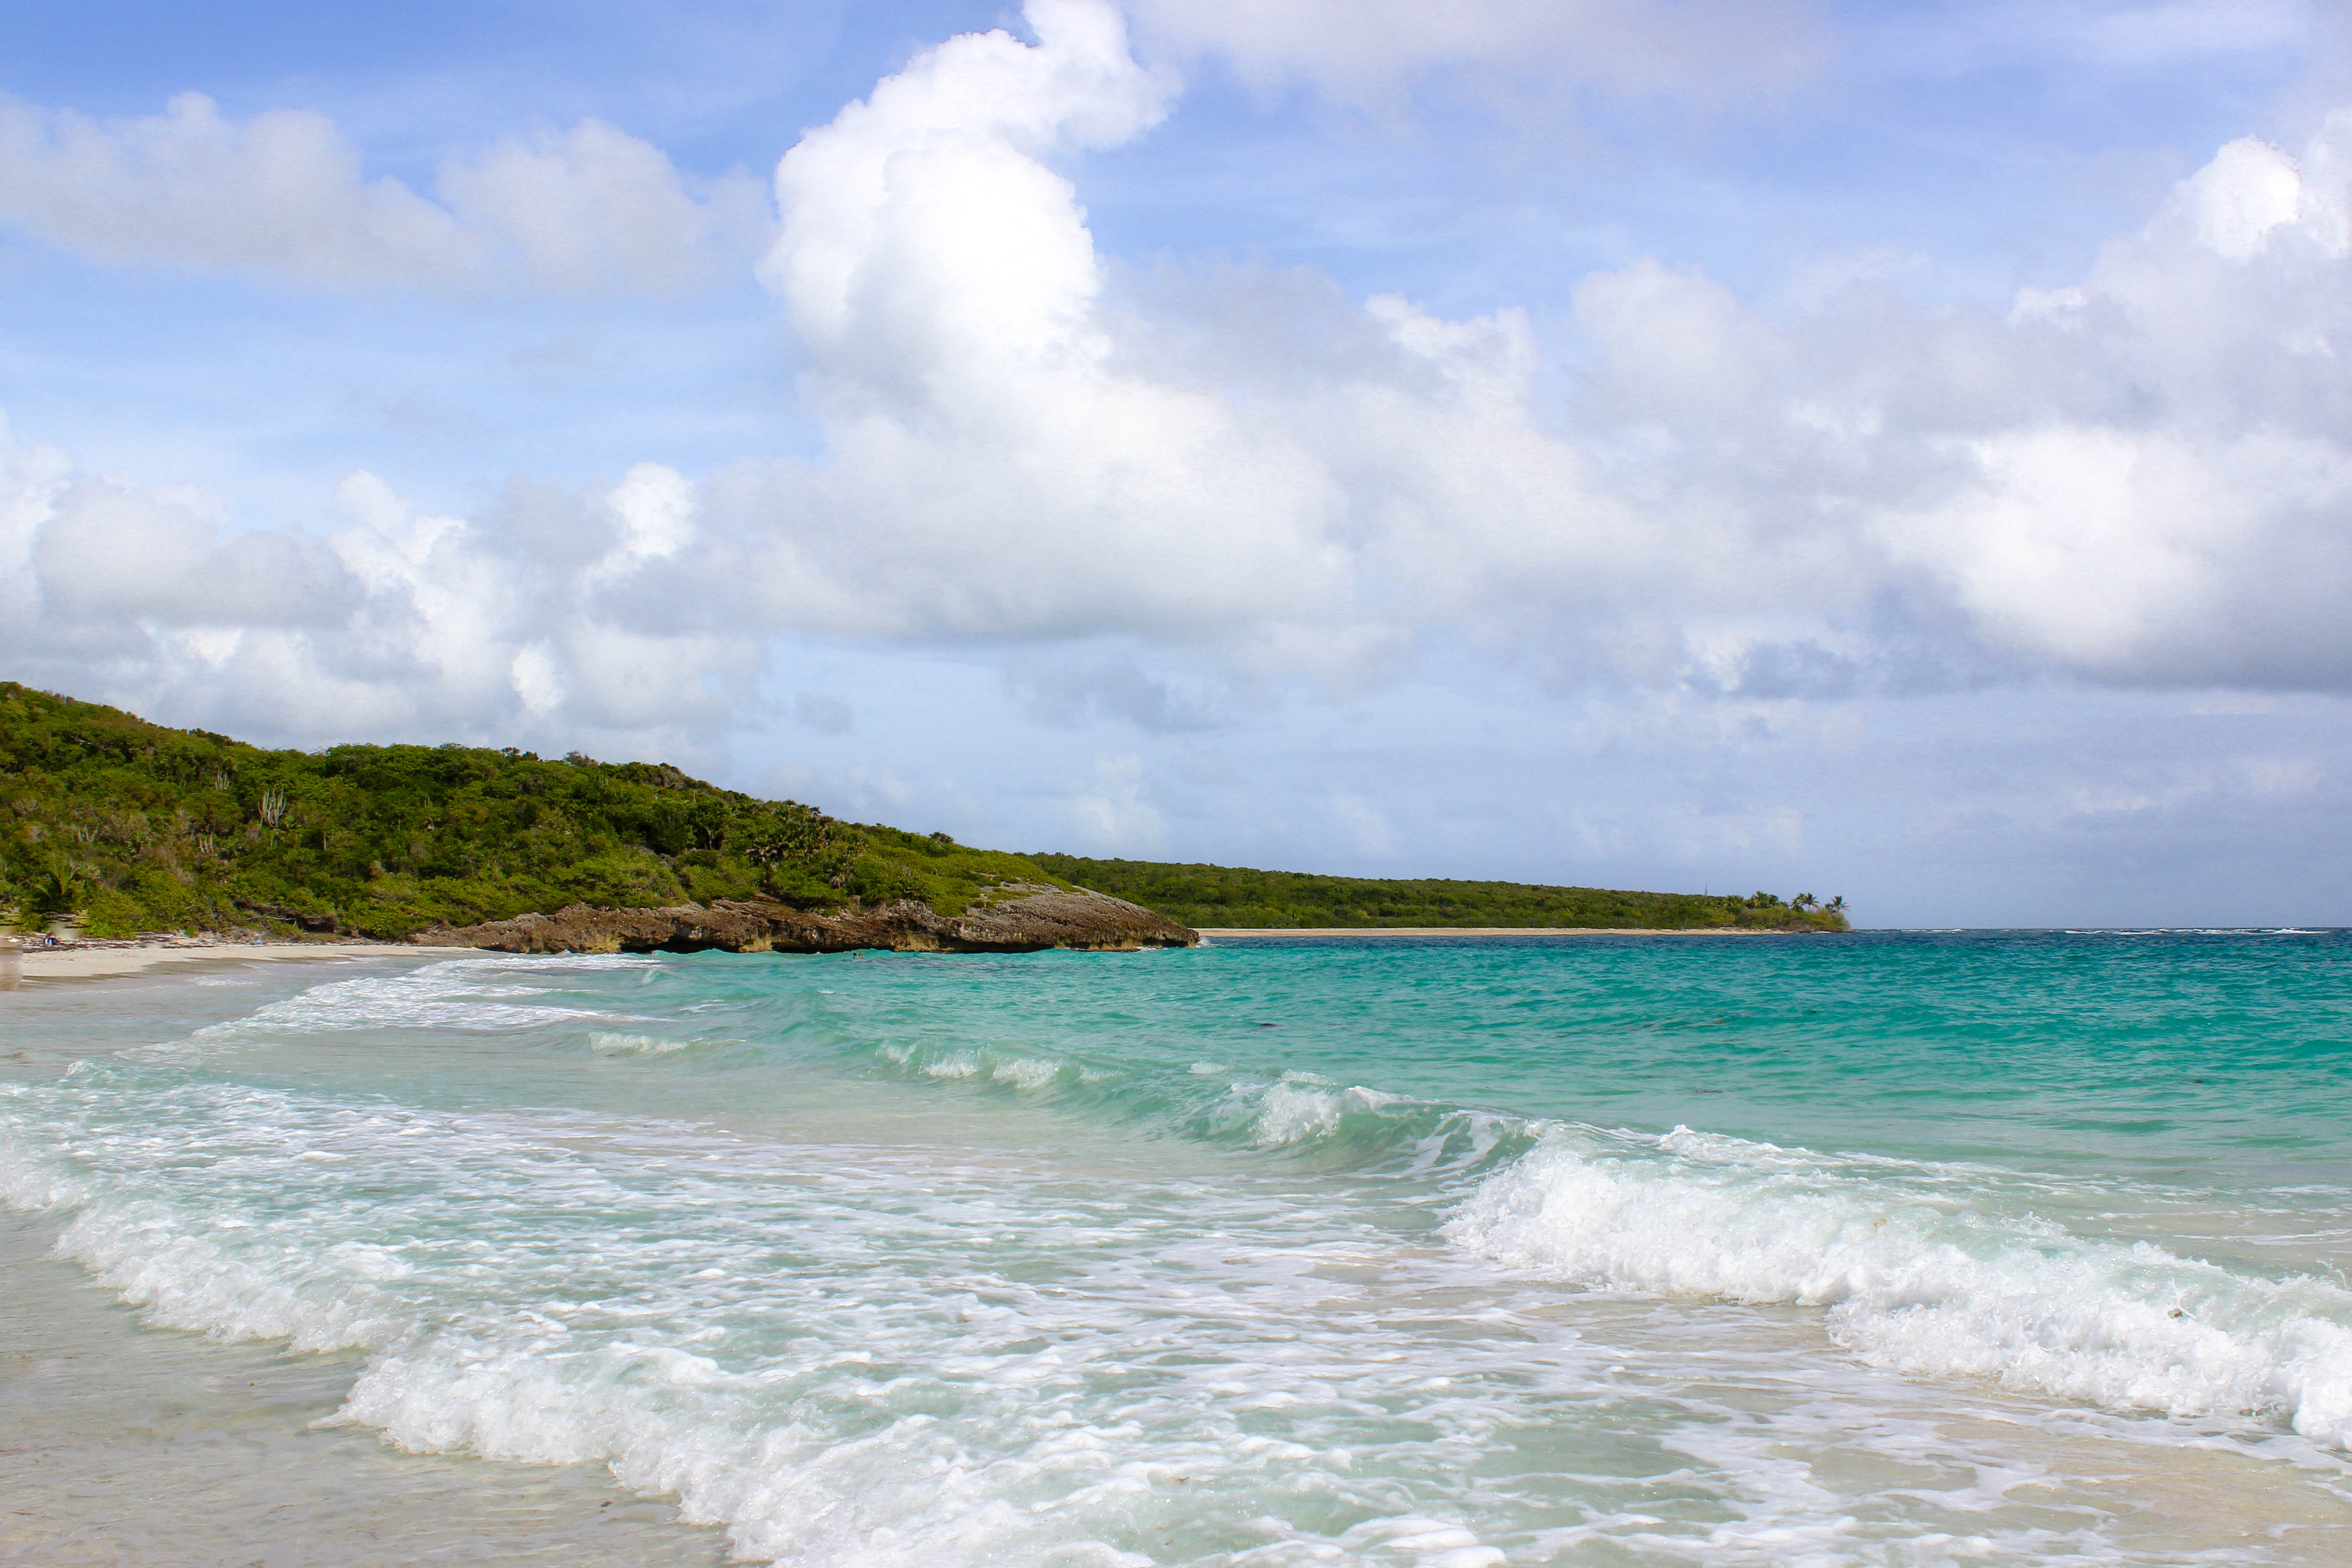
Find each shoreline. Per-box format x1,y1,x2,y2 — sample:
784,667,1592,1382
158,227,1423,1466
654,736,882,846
1196,926,1780,938
7,940,475,985
2,927,1808,985
0,1204,723,1564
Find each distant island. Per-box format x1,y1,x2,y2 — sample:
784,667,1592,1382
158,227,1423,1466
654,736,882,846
0,684,1846,949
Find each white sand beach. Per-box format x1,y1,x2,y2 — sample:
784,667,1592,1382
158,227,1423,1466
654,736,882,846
4,939,475,986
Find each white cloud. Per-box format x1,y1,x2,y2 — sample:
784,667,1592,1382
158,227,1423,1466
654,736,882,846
2175,136,2308,258
0,414,71,610
34,478,353,626
0,430,756,758
1840,112,2352,686
587,462,697,585
736,0,1353,646
0,91,768,292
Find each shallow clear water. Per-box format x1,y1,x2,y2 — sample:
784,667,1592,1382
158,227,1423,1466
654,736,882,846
2,931,2348,1565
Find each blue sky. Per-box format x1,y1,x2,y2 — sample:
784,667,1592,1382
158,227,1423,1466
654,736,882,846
3,0,2349,924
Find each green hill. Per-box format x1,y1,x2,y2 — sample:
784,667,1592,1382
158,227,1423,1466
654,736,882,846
1028,856,1849,932
0,683,1059,940
0,682,1848,940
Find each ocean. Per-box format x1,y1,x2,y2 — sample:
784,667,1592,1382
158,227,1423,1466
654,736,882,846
2,930,2347,1565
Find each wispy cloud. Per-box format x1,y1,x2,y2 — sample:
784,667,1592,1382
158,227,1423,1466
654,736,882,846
0,92,770,291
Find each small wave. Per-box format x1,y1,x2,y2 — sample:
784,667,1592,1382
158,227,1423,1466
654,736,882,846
891,1047,1070,1091
1446,1126,2352,1446
989,1055,1063,1090
0,1146,405,1353
1246,1078,1405,1146
1167,1073,1529,1176
587,1031,696,1056
461,954,664,972
199,957,645,1039
864,1034,1534,1178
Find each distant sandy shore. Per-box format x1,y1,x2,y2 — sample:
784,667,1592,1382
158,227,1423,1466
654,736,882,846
1196,927,1767,938
6,940,474,985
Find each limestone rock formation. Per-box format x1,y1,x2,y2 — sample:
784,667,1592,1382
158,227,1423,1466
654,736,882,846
411,887,1198,956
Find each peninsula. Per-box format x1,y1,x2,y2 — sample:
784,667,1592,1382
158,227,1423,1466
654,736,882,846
0,685,1846,953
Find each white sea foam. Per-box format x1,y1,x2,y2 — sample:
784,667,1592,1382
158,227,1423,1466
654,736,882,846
9,1060,2350,1566
1248,1078,1403,1145
192,959,634,1037
0,1137,404,1352
1447,1125,2352,1446
587,1031,695,1055
182,957,670,1053
989,1055,1062,1090
879,1041,1086,1094
7,1076,1576,1566
1172,1074,1523,1175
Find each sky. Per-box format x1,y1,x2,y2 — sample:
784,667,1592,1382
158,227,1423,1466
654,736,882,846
2,0,2349,927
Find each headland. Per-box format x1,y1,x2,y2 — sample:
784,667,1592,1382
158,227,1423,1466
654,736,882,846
1,683,1848,956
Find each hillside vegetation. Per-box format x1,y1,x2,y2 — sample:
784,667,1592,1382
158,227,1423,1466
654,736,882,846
1,683,1848,940
0,684,1062,940
1027,856,1850,932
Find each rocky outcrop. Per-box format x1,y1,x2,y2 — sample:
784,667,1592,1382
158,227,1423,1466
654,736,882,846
409,888,1198,956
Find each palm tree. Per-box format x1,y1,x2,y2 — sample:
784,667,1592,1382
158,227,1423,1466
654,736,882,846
1792,892,1820,912
32,855,85,918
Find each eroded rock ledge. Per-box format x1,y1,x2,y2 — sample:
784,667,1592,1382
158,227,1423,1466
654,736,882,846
409,888,1198,956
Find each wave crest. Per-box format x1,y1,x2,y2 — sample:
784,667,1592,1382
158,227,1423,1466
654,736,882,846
1446,1127,2352,1444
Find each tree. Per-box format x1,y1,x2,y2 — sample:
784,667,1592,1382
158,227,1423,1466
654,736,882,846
1792,892,1820,912
30,855,86,918
745,813,862,890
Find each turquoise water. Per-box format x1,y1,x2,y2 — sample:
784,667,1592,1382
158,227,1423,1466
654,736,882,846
3,931,2349,1565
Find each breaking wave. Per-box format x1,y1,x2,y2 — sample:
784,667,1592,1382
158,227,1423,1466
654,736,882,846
1446,1125,2352,1445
